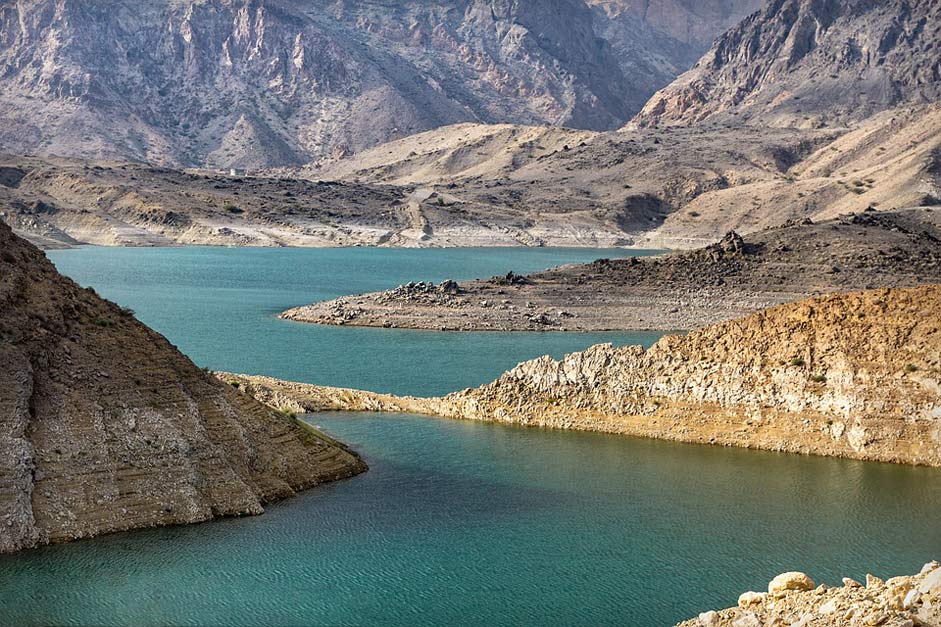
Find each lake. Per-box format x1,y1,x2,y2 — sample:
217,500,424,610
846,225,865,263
0,245,937,626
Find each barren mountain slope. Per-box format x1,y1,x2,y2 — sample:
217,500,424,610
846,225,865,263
632,0,941,128
587,0,763,94
0,0,755,168
3,99,937,249
0,222,366,553
0,155,412,248
281,209,941,331
0,153,643,248
311,102,941,248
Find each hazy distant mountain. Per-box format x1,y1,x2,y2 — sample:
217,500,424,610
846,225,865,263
0,0,759,168
631,0,941,128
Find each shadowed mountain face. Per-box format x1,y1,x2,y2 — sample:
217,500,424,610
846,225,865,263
0,221,366,553
0,0,760,168
632,0,941,128
588,0,762,71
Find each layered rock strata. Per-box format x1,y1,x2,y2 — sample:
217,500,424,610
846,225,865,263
0,222,366,554
242,286,941,467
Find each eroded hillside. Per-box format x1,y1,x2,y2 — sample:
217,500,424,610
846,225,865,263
0,221,366,553
0,0,756,168
632,0,941,128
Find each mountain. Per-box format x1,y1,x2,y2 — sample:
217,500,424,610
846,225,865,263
632,0,941,128
0,0,759,168
0,221,366,553
588,0,762,75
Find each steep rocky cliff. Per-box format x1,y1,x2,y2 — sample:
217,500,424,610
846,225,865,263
0,221,366,553
0,0,754,168
632,0,941,128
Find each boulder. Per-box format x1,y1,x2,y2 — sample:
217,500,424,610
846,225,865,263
768,572,815,597
738,591,766,607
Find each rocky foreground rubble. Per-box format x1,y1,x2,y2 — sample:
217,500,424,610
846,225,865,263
678,561,941,627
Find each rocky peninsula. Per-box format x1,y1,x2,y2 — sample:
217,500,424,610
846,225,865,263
678,561,941,627
0,222,366,554
245,285,941,467
282,209,941,332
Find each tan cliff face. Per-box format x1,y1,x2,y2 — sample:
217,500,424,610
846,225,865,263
233,286,941,467
445,286,941,465
0,221,366,554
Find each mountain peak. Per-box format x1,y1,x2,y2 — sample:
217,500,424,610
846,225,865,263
630,0,941,129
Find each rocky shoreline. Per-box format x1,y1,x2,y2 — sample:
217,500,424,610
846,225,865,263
281,210,941,332
239,285,941,467
677,561,941,627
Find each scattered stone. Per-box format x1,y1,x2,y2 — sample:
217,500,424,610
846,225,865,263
678,562,941,627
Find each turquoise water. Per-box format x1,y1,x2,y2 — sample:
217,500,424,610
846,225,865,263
47,246,663,396
0,246,938,626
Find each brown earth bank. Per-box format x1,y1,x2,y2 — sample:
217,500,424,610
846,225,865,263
281,208,941,332
677,561,941,627
0,221,366,554
236,285,941,468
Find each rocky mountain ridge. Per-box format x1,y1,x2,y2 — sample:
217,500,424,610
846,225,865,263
0,0,760,168
632,0,941,128
0,222,366,553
